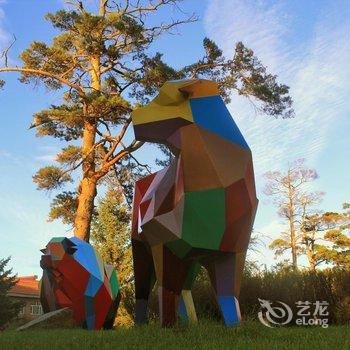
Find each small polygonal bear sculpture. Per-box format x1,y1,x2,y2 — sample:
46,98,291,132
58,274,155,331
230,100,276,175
40,236,120,330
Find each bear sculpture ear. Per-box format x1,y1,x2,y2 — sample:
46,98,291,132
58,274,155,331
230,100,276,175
40,248,47,254
66,247,77,255
179,79,219,98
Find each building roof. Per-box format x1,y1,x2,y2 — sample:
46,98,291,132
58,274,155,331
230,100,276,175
8,275,40,298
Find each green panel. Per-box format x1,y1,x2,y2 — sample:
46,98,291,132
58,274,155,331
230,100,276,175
49,237,66,243
109,270,120,299
166,238,192,259
182,188,225,250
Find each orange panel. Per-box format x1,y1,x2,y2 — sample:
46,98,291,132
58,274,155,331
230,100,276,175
180,125,222,191
179,80,219,98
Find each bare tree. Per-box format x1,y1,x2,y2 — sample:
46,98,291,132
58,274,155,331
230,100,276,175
264,159,323,269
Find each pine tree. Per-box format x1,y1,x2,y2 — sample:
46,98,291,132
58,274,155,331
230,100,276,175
0,0,293,241
0,257,23,329
302,204,350,269
90,188,132,286
90,188,133,325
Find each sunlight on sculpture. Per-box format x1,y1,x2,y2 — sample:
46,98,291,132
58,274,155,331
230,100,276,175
40,237,120,330
131,79,258,327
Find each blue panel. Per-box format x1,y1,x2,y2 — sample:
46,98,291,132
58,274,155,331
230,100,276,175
69,237,103,281
85,296,95,329
217,296,240,326
178,296,188,321
190,96,249,149
85,275,103,297
86,315,95,330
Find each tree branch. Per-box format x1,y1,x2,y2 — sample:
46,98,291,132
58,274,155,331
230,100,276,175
129,153,152,174
0,67,84,95
1,34,16,67
103,117,131,162
95,140,144,179
124,0,177,15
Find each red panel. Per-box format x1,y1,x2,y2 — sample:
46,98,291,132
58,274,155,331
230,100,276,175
226,179,251,220
57,255,89,295
54,288,72,308
244,159,258,206
220,180,252,252
70,296,85,325
137,172,157,196
93,283,112,329
220,212,253,252
140,198,152,219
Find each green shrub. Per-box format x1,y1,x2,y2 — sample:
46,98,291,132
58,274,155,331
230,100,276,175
118,266,350,325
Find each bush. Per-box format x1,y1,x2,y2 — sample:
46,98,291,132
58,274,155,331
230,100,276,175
117,266,350,326
239,266,350,324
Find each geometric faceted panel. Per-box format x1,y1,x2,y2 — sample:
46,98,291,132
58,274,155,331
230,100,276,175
131,79,258,327
40,237,120,330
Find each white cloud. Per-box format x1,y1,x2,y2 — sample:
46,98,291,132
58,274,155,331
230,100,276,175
35,154,57,162
204,0,350,182
0,149,10,157
34,145,60,163
248,219,285,265
205,1,350,267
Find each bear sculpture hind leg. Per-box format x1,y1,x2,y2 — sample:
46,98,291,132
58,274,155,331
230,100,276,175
151,244,193,327
203,252,246,326
178,262,200,324
132,239,155,325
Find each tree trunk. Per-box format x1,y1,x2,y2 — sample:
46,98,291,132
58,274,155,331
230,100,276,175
73,116,98,241
290,229,298,270
73,1,108,240
309,258,316,271
306,247,316,271
287,172,298,270
74,176,97,241
307,237,316,271
73,53,101,241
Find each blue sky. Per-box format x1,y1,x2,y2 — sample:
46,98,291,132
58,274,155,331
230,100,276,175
0,0,349,276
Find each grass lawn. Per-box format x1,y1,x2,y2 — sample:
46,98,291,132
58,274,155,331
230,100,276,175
1,321,349,350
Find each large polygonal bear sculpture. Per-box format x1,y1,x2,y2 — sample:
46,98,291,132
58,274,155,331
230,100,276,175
131,79,258,327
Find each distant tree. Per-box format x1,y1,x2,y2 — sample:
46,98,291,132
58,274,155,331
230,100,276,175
90,188,133,326
264,159,324,269
0,0,293,242
302,204,350,269
90,188,132,286
0,257,23,329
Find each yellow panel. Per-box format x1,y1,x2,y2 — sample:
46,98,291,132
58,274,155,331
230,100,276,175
132,101,193,125
151,244,164,285
181,290,198,323
132,79,218,125
154,81,190,105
